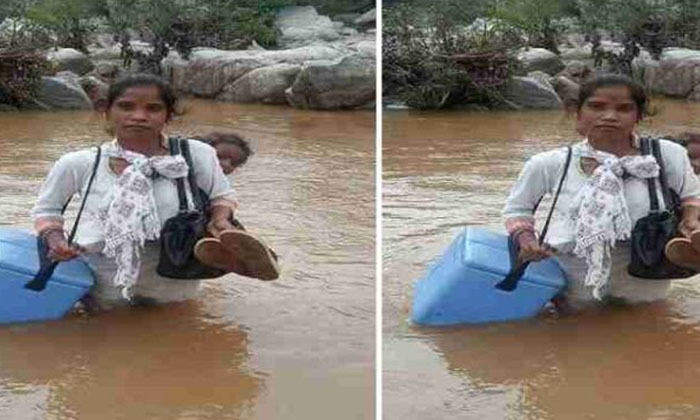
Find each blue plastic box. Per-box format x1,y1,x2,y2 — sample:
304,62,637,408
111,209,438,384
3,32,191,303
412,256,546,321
412,227,567,326
0,227,94,324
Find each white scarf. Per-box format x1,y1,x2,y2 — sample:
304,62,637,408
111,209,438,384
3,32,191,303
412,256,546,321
567,141,659,299
98,140,189,299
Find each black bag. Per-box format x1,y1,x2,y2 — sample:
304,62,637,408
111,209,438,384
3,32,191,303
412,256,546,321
628,137,696,279
156,137,226,279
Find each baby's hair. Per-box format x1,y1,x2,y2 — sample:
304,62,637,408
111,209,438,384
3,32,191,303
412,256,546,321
194,131,253,166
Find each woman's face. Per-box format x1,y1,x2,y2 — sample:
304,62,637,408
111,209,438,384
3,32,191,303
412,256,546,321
106,85,168,143
576,85,639,143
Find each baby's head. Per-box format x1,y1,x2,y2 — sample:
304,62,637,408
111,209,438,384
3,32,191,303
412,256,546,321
195,131,253,174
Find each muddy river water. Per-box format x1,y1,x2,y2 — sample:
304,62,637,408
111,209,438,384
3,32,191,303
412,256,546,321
0,101,375,419
383,99,700,419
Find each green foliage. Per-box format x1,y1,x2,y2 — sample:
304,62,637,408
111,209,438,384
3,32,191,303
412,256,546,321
0,50,51,107
384,2,521,109
26,0,104,52
490,0,570,53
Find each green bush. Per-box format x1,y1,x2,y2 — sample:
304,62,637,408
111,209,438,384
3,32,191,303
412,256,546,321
384,2,521,109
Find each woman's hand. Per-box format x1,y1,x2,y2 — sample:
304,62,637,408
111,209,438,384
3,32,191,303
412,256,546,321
516,230,556,262
43,229,82,261
207,205,235,237
679,205,700,238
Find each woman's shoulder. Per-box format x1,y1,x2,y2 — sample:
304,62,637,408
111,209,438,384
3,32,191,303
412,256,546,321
183,138,216,156
55,145,101,166
526,144,574,167
657,138,688,154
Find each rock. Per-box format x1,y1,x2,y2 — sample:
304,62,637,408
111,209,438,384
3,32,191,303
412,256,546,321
248,40,266,51
54,71,82,86
88,41,153,61
503,76,563,109
339,27,359,36
557,60,592,85
354,8,376,27
564,33,587,49
162,46,344,97
285,53,375,110
79,75,109,110
218,63,301,104
649,48,700,98
46,48,94,76
355,40,376,58
600,40,624,54
527,71,554,90
35,75,93,110
94,33,116,49
275,6,341,48
334,13,362,26
632,54,660,93
552,76,580,110
517,48,564,76
560,45,592,61
92,61,122,81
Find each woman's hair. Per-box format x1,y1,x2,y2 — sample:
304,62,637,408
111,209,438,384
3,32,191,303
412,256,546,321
578,73,648,120
106,73,178,120
194,131,254,166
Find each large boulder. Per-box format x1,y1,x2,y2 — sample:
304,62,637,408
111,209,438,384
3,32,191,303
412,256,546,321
649,48,700,98
503,76,563,109
275,6,342,48
46,48,94,76
285,53,375,109
79,75,109,110
162,46,344,97
560,46,592,61
354,8,376,27
552,75,580,110
517,48,564,76
557,60,592,85
35,74,93,110
217,63,301,104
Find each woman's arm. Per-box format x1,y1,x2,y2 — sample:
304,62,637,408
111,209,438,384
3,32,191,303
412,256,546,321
188,140,239,236
503,150,561,262
31,150,93,260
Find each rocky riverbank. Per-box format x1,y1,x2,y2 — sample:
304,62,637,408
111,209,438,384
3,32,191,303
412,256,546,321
14,6,375,112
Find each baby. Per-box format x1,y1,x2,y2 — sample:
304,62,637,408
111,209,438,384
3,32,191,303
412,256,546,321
193,131,253,174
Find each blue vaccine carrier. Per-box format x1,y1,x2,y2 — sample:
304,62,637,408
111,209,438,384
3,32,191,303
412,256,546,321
0,228,94,324
412,227,567,326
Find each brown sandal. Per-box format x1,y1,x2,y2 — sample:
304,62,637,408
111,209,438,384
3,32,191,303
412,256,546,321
194,237,248,275
665,237,700,271
690,229,700,253
219,229,279,281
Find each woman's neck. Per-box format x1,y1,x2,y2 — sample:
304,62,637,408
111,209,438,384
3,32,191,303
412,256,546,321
588,135,636,157
117,136,163,156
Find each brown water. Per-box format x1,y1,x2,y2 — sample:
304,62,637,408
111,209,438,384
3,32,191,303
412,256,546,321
0,100,375,420
383,99,700,420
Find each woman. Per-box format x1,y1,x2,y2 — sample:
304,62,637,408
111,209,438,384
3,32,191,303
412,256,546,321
504,73,700,309
31,73,278,310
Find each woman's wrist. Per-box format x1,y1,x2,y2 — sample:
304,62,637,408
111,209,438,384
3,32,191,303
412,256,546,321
512,228,537,247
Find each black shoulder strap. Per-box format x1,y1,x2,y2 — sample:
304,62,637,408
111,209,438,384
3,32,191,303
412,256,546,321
169,136,190,213
179,138,205,211
67,146,101,244
640,137,660,211
538,145,572,245
25,146,101,291
651,138,673,211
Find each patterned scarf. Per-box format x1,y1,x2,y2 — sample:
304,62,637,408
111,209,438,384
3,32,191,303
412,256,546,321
567,142,659,299
98,140,189,299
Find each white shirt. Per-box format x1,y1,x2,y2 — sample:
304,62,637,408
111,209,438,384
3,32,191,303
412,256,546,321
31,139,237,251
503,138,700,250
